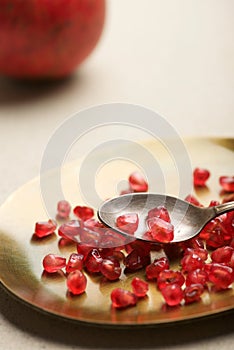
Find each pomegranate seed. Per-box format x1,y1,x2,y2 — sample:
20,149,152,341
125,240,152,255
35,219,57,238
145,257,170,280
209,200,220,207
186,269,208,287
66,270,87,295
58,220,83,241
147,206,171,222
219,176,234,192
124,249,150,271
124,249,150,272
181,253,204,272
184,194,203,207
131,277,149,297
77,243,93,260
128,171,148,192
116,213,139,234
100,259,121,281
79,227,100,247
157,269,185,290
147,217,174,243
184,284,204,304
184,248,208,261
66,253,84,273
211,246,233,264
57,200,71,219
182,237,205,250
85,248,103,273
161,283,183,306
163,243,183,261
229,252,234,269
193,168,210,187
208,263,234,289
42,254,66,273
73,205,94,221
99,229,125,249
111,288,137,309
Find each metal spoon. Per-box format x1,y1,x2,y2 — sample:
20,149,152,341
97,193,234,243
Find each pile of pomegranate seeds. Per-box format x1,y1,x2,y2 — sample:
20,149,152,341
35,169,234,309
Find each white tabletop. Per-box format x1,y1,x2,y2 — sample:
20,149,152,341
0,1,233,349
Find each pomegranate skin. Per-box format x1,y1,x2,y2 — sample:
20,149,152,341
0,0,105,79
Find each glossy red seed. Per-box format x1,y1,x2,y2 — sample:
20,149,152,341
111,288,137,308
208,263,234,289
147,206,171,222
35,219,57,238
145,257,170,280
131,277,149,297
147,217,174,243
57,200,71,219
100,259,121,281
181,253,204,272
193,168,210,187
184,284,204,304
43,254,66,273
116,213,139,234
209,200,220,207
77,243,93,260
128,171,148,192
85,248,103,273
211,246,233,263
157,269,185,290
184,194,203,207
58,220,83,241
161,283,183,306
124,249,150,272
66,270,87,295
186,269,208,287
184,248,208,261
66,253,84,273
219,176,234,192
73,205,94,221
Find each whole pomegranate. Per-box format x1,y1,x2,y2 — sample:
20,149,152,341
0,0,105,79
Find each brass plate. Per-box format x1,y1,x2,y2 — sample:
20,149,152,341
0,137,233,326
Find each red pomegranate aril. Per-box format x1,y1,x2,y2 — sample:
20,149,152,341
85,248,103,273
99,229,125,250
208,263,234,289
66,253,84,273
219,176,234,192
181,253,204,272
111,288,137,309
73,205,94,221
184,194,203,207
66,270,87,295
124,249,150,272
77,243,93,260
43,254,66,273
184,248,208,261
211,246,233,264
58,220,83,241
57,200,71,219
116,213,139,234
147,206,171,222
209,200,220,207
100,259,121,281
35,219,57,238
193,168,210,187
125,240,152,255
147,217,174,243
145,257,170,280
161,283,183,306
131,277,149,297
186,269,208,287
128,171,148,192
157,269,185,290
182,237,205,250
184,284,204,304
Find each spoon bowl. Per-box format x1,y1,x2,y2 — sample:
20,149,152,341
98,193,234,243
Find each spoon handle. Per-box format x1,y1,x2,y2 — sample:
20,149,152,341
214,201,234,216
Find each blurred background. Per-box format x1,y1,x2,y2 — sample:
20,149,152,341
0,0,233,200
